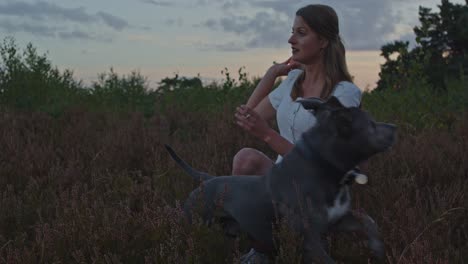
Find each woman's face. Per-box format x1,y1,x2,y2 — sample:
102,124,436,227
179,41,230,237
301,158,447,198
288,16,327,64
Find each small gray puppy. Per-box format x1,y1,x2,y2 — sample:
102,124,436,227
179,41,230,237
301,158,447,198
165,96,396,263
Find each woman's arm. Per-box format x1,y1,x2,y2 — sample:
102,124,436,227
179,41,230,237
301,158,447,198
235,57,300,156
245,68,280,111
262,128,294,156
235,103,294,156
246,58,300,112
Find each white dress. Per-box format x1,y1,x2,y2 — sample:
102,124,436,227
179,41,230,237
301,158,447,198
268,69,362,162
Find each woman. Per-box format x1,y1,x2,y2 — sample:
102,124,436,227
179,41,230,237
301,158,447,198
234,4,361,175
234,4,362,262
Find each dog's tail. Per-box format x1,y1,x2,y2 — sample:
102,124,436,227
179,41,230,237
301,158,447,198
164,144,215,182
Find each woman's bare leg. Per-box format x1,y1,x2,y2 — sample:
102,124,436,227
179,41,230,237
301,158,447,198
232,148,276,260
232,148,274,176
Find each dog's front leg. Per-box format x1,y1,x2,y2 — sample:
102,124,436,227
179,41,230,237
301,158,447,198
330,211,385,260
302,231,335,264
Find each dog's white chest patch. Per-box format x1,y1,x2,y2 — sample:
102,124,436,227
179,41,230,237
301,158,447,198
327,187,350,222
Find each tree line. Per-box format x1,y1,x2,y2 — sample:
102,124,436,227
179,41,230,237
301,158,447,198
377,0,468,91
0,0,466,116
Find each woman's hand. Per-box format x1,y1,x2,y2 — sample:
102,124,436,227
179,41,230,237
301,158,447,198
235,105,273,142
268,57,301,77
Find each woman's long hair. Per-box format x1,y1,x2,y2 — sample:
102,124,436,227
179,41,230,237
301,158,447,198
291,4,353,100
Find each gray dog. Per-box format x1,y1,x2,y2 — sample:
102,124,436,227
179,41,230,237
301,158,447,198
165,96,396,263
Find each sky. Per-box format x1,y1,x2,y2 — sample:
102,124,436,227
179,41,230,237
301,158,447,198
0,0,464,90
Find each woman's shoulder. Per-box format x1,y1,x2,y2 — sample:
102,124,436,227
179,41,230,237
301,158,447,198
287,69,303,80
274,69,303,92
269,69,303,109
332,81,362,107
334,81,361,93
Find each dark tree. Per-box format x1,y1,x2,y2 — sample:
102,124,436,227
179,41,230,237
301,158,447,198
376,0,468,91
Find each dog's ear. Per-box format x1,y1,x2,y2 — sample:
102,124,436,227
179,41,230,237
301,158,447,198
334,109,353,138
298,96,344,112
325,96,344,110
297,97,325,111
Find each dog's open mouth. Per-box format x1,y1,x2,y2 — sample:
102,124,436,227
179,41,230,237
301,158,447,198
376,123,397,151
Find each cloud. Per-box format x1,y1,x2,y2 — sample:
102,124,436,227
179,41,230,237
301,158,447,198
0,19,59,37
140,0,174,7
0,19,106,41
0,1,95,23
96,12,129,31
197,41,246,52
197,0,415,51
58,30,96,41
251,0,304,16
0,1,130,40
201,11,290,49
331,1,405,50
220,1,243,10
165,18,184,27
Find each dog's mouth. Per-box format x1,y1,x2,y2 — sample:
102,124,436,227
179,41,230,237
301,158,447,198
375,123,397,151
382,141,394,152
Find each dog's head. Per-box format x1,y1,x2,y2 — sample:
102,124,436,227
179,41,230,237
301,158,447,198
298,96,396,165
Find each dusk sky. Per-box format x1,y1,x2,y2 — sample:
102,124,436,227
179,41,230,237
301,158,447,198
1,0,464,90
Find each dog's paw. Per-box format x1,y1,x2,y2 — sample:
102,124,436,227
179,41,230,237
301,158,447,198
369,238,385,260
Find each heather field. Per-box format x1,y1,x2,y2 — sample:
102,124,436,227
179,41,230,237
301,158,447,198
0,98,466,263
0,38,467,263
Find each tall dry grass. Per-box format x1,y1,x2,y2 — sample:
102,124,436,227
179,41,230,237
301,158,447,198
0,107,466,263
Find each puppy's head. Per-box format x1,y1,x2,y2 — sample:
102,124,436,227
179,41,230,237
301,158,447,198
298,96,396,159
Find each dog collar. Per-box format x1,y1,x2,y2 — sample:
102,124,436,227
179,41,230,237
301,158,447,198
294,139,347,181
295,139,366,186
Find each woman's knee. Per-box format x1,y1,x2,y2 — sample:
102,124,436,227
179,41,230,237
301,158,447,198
232,148,271,175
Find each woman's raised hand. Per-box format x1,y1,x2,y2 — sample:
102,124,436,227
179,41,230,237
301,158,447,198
269,57,301,77
235,105,272,141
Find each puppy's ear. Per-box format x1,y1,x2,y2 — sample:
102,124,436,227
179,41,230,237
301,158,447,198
325,96,344,110
334,109,353,138
297,97,324,111
298,96,344,113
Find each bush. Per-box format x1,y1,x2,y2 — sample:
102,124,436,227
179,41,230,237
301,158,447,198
363,78,467,131
0,37,87,115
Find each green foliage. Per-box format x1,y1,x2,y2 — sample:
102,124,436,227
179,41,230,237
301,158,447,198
155,67,258,114
158,73,203,92
364,78,467,131
0,37,260,116
378,41,431,91
89,68,157,116
377,0,468,91
0,37,86,115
